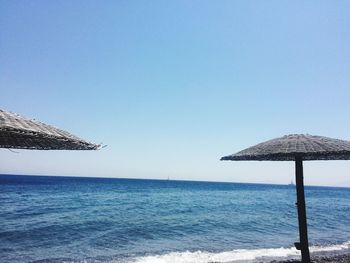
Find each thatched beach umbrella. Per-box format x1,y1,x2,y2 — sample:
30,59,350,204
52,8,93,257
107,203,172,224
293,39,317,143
221,134,350,263
0,109,100,150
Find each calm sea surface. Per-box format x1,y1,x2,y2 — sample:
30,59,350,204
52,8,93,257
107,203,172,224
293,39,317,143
1,174,350,263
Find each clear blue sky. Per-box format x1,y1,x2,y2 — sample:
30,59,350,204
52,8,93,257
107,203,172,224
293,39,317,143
1,1,350,186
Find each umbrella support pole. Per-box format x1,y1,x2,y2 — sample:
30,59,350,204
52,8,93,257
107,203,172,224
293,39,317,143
295,157,311,263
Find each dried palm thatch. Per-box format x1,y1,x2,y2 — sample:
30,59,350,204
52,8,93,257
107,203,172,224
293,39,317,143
0,109,100,150
221,134,350,161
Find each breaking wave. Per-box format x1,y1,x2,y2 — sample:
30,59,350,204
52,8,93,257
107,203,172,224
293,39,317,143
131,241,350,263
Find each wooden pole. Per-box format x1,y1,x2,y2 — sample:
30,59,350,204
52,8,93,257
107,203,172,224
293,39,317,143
295,156,311,263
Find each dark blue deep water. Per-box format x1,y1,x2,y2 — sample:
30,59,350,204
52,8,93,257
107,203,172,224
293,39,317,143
1,174,350,263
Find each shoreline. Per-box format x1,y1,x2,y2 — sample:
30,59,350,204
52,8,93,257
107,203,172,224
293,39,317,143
277,253,350,263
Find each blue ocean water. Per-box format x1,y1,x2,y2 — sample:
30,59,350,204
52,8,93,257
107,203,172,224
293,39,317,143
1,174,350,263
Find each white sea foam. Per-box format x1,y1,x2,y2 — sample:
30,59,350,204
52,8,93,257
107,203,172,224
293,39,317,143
131,241,350,263
310,240,350,253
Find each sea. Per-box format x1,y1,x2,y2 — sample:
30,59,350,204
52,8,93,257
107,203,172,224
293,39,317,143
1,174,350,263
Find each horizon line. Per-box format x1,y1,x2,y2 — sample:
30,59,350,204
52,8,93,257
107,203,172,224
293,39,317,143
1,173,349,189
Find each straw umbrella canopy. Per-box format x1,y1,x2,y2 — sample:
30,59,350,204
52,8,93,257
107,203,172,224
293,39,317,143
0,109,100,150
221,134,350,263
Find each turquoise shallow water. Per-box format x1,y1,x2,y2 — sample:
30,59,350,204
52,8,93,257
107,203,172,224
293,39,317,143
1,174,350,263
